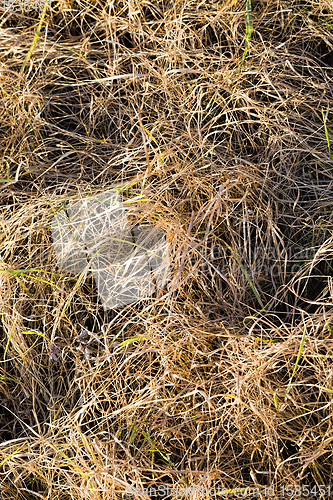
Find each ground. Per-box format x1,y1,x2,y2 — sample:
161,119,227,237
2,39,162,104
1,0,333,498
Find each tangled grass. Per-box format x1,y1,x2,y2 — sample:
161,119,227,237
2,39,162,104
1,0,333,498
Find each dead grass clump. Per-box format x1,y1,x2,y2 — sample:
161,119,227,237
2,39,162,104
1,0,333,497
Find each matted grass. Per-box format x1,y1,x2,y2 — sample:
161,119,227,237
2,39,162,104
1,0,333,498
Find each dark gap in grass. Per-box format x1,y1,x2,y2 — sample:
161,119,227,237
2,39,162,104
117,31,134,50
141,4,164,22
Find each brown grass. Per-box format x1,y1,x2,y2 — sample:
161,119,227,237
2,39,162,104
1,0,333,498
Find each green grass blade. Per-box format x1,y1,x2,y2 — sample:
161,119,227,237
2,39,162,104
129,424,140,444
142,430,188,484
19,0,50,75
273,394,278,410
0,442,27,467
3,320,16,361
239,0,253,68
223,241,264,308
0,375,19,384
245,0,253,38
322,109,331,159
286,328,306,393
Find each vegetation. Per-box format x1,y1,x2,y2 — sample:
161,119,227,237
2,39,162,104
1,0,333,497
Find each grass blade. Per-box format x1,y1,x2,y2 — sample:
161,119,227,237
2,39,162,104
322,108,331,159
286,327,306,393
239,0,253,68
142,430,188,484
0,442,27,467
223,241,264,308
19,0,50,75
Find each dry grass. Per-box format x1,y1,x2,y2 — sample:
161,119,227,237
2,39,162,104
1,0,333,498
